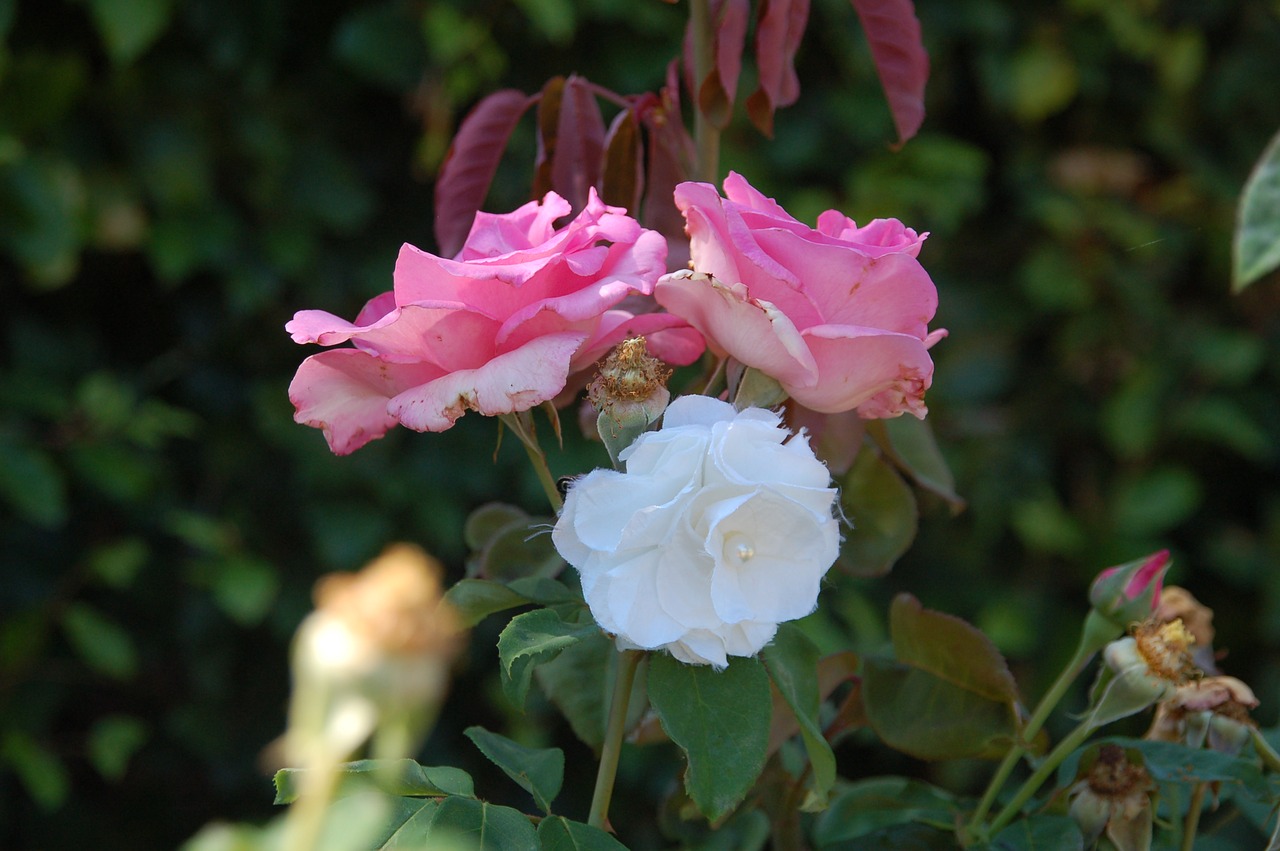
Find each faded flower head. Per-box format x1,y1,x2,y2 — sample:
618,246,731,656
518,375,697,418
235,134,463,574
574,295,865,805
589,337,672,465
1068,744,1156,851
1154,585,1216,673
288,545,463,764
1147,675,1259,755
1090,618,1200,728
552,395,840,668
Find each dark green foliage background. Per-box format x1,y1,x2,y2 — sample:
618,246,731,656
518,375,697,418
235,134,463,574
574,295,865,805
1,0,1278,847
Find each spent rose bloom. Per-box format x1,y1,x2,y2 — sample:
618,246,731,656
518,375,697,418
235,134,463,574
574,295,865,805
552,395,840,668
655,172,945,417
287,190,704,454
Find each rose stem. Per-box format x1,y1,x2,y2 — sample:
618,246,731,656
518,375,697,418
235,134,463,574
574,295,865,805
588,649,644,830
1182,782,1207,851
499,413,563,512
966,610,1116,833
689,0,720,184
986,719,1096,838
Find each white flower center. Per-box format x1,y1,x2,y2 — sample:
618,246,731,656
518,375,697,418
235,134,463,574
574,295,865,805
724,532,756,566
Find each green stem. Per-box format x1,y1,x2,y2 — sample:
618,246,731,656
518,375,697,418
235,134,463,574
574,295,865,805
500,413,563,512
966,610,1118,834
588,649,644,830
688,0,720,183
987,719,1096,837
1182,782,1207,851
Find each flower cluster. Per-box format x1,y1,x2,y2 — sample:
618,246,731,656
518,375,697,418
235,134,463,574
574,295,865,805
552,396,840,667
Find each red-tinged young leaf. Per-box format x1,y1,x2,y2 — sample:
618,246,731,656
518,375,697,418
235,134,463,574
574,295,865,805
694,0,750,129
748,0,810,136
601,107,643,211
639,83,695,266
551,76,606,212
435,89,534,257
533,76,566,200
889,594,1019,705
849,0,929,146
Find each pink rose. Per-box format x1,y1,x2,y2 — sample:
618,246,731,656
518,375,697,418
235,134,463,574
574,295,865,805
287,190,704,454
655,172,945,417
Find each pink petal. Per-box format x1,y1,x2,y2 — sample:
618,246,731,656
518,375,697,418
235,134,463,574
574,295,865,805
655,272,818,387
289,350,445,455
388,331,588,431
792,325,934,416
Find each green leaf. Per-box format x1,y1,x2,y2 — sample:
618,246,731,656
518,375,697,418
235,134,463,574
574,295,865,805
333,2,428,90
89,538,149,588
535,630,649,752
837,445,918,577
87,0,173,64
273,759,475,805
812,777,961,846
1,731,69,811
210,556,279,626
869,418,965,511
1234,126,1280,291
497,608,598,710
87,715,147,781
1056,737,1270,800
648,653,772,822
323,793,538,850
537,816,629,851
761,624,837,810
1110,466,1201,537
61,603,137,680
861,595,1021,760
476,517,563,582
465,503,529,552
0,437,67,528
986,814,1084,851
817,822,957,850
463,726,563,815
445,579,532,628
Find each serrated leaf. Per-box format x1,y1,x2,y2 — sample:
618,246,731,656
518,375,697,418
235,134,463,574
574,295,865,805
1234,127,1280,291
273,759,475,805
435,89,534,257
601,108,643,212
849,0,929,146
812,777,962,846
890,595,1019,704
987,814,1084,851
868,417,964,510
537,816,629,851
444,579,532,628
549,75,605,213
464,726,563,815
748,0,809,137
761,624,837,810
648,653,771,822
324,793,538,850
837,444,918,577
497,608,598,710
535,630,648,752
61,603,137,680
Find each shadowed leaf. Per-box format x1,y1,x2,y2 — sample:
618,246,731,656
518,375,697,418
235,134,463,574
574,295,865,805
601,108,643,211
1234,127,1280,291
550,76,606,212
748,0,810,136
837,444,918,577
464,726,564,814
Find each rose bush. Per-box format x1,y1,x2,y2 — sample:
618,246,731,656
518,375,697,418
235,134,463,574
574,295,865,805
655,172,945,417
552,395,840,667
287,190,704,454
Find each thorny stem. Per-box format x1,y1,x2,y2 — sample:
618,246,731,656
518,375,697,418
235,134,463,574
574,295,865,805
966,610,1118,837
689,0,720,183
1182,782,1207,851
588,649,644,830
987,718,1096,837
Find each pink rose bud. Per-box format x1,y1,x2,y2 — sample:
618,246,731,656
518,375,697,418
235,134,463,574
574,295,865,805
1089,550,1170,627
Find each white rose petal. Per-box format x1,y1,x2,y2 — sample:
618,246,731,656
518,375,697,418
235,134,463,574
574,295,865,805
553,395,841,668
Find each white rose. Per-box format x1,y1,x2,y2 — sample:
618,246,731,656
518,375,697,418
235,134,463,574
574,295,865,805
552,395,840,668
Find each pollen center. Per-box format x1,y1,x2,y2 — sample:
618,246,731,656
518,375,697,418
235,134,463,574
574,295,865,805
724,532,755,566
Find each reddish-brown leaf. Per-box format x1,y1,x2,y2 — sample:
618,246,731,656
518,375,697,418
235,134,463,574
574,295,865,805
638,77,695,267
694,0,750,130
434,89,534,257
533,76,566,200
748,0,810,136
550,75,606,212
434,89,535,257
850,0,929,146
601,107,643,212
